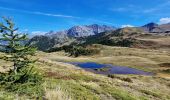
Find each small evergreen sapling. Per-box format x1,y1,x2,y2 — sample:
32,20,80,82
0,17,36,75
0,17,43,98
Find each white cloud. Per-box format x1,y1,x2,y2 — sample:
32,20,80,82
121,24,134,28
29,31,47,37
33,12,79,18
159,17,170,24
0,6,78,18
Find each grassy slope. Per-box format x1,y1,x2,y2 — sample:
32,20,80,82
0,46,170,100
79,28,170,51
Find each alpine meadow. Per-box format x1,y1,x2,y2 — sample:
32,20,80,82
0,0,170,100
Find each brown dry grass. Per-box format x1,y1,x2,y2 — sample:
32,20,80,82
38,45,170,74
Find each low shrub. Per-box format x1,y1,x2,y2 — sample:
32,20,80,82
64,46,100,57
108,74,116,78
108,75,133,83
121,78,133,83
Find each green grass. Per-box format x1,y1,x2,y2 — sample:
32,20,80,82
99,83,137,100
140,89,162,99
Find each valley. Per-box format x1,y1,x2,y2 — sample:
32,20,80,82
1,21,170,99
38,44,170,77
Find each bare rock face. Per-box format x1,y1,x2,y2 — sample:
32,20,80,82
88,24,115,34
67,25,95,37
44,24,115,38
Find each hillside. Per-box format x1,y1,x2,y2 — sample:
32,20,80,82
79,27,144,46
28,35,75,51
0,45,170,99
69,27,170,50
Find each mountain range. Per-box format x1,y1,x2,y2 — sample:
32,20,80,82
29,23,170,51
45,24,115,37
140,22,170,33
29,24,115,51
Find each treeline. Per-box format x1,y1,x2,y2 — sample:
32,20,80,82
98,38,135,47
48,45,100,57
47,37,135,57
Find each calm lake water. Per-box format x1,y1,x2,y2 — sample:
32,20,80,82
69,62,153,75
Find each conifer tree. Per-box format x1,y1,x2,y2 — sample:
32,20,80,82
0,17,36,75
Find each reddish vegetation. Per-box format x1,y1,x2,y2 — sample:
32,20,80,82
45,71,73,80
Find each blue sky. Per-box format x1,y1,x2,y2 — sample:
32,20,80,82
0,0,170,35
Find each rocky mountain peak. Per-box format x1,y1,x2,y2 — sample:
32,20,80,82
142,22,158,29
45,24,115,38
